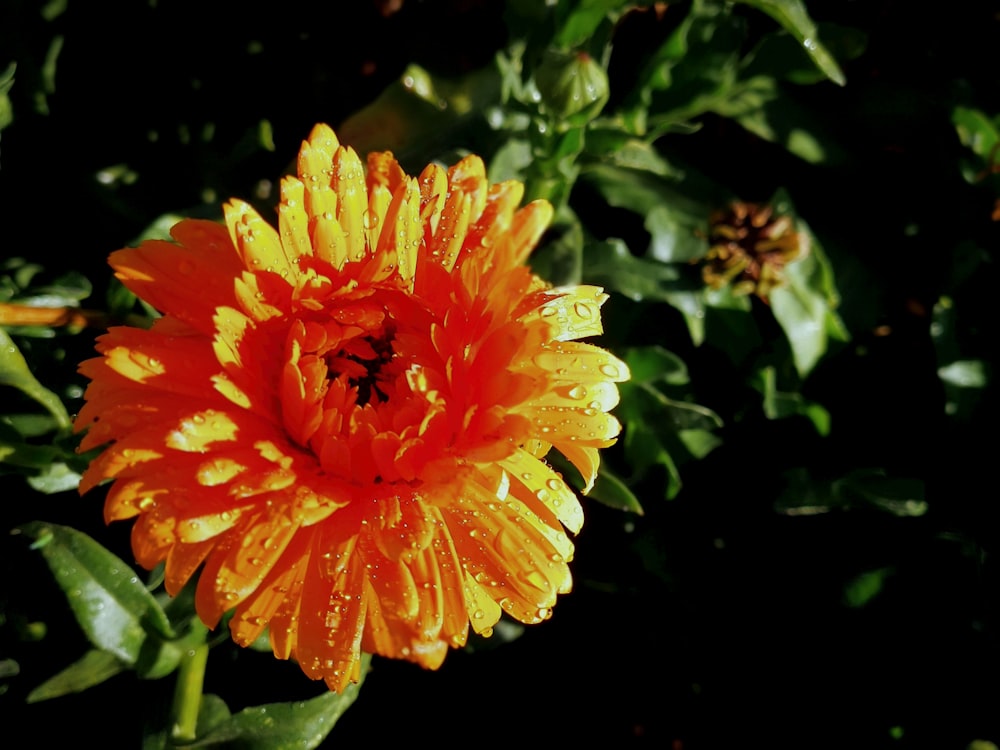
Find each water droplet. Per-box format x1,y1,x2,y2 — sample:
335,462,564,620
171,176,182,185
546,478,562,491
540,306,557,317
573,302,593,319
599,363,620,378
567,385,587,400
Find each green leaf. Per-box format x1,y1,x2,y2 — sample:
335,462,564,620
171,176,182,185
587,465,644,515
529,209,583,287
775,468,927,517
620,1,696,131
640,4,747,129
843,567,893,609
0,62,14,131
953,106,1000,162
581,238,687,303
27,649,125,703
488,137,533,183
16,522,175,665
553,0,626,49
678,428,723,459
196,694,235,738
744,24,866,86
737,0,846,85
714,75,843,164
580,162,713,263
0,327,71,431
937,360,988,389
932,296,990,421
2,412,63,437
618,363,723,500
754,365,831,435
702,285,759,365
585,132,677,176
337,64,500,165
836,470,927,517
623,345,689,386
0,439,59,469
187,655,371,749
768,210,848,378
26,270,92,307
26,461,83,494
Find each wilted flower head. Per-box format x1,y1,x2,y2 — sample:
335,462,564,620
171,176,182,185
75,124,628,691
702,202,806,300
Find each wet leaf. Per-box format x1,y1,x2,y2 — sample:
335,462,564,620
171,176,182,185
624,345,689,386
581,238,686,303
0,328,71,431
16,522,175,665
588,465,644,515
552,0,624,49
744,23,866,85
26,461,82,494
581,162,712,263
27,649,125,703
768,211,848,378
737,0,845,85
0,439,59,469
187,654,370,749
586,132,677,176
619,356,723,500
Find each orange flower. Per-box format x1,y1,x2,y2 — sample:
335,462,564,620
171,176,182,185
75,124,628,691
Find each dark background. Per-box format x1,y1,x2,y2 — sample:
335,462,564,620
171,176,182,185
2,1,998,747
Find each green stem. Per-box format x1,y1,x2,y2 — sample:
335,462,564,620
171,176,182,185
170,621,209,745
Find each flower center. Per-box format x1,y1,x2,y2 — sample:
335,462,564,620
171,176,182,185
331,325,397,407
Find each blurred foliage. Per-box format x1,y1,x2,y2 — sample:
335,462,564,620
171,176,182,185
1,0,999,747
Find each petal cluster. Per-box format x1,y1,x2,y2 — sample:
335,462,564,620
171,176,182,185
76,124,628,691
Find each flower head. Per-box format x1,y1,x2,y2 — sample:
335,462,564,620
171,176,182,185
75,124,628,691
702,201,806,300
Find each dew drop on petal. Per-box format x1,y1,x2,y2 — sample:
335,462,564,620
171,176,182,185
599,363,620,378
